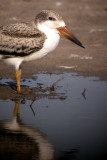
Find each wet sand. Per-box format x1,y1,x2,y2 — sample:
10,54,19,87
0,0,107,78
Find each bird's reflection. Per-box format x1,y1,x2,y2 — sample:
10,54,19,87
0,101,54,160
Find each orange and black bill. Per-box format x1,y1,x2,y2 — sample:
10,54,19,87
57,26,85,48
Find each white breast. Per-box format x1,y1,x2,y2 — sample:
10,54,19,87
24,23,60,62
42,25,60,52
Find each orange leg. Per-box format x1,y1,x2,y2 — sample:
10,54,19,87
15,69,22,93
13,102,19,117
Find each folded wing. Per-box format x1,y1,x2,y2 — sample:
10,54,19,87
0,22,46,57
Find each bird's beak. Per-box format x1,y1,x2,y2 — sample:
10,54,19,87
57,26,85,48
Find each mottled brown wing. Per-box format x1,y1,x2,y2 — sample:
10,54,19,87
0,22,46,57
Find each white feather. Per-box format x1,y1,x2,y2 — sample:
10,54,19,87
24,23,61,62
4,57,23,70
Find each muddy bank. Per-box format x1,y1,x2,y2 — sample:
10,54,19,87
0,85,65,101
0,0,107,78
0,73,67,101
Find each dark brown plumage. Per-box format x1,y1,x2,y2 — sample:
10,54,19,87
0,22,46,57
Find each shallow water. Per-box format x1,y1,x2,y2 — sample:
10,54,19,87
0,73,107,160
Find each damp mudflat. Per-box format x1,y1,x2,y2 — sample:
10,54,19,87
0,72,107,160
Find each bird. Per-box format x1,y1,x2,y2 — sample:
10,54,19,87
0,10,85,93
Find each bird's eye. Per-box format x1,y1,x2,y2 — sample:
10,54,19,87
48,17,56,21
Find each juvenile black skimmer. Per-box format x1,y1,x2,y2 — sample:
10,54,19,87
0,10,85,93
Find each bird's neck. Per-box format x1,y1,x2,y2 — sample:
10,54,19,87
37,23,60,53
37,23,59,38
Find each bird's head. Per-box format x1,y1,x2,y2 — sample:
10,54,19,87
35,10,85,48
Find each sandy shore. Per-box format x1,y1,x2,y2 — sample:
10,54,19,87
0,0,107,79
